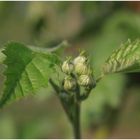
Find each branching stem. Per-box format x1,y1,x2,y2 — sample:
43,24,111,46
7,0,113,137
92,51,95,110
49,78,94,139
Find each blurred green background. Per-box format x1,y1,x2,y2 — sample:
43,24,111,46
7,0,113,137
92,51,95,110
0,1,140,138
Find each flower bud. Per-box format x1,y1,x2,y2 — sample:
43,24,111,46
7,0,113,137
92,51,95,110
73,55,87,65
63,76,76,91
74,62,90,75
62,60,74,74
78,75,95,87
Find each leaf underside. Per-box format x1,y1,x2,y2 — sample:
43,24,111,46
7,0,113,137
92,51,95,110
0,42,60,108
103,39,140,74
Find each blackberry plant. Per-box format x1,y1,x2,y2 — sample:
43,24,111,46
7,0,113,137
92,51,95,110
0,39,140,138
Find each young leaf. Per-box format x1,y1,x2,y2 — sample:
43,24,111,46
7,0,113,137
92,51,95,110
102,39,140,74
0,42,60,108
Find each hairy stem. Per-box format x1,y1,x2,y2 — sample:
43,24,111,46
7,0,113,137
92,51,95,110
49,78,81,138
73,99,81,139
72,85,81,139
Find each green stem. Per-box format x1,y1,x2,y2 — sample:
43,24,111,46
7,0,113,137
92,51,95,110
72,85,81,139
73,100,81,139
49,78,81,138
96,74,104,83
28,40,69,53
49,79,73,122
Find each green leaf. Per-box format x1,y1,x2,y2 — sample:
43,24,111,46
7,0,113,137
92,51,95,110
0,48,6,64
102,39,140,74
0,42,60,107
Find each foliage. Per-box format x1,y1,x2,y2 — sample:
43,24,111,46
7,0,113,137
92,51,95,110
0,2,140,139
0,42,61,107
103,39,140,74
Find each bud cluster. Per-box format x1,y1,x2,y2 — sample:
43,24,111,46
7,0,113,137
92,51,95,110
61,51,95,91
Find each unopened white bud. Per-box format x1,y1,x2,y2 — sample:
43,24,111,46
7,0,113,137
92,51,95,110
73,56,87,65
74,62,90,75
64,76,76,91
62,60,74,74
78,75,94,87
